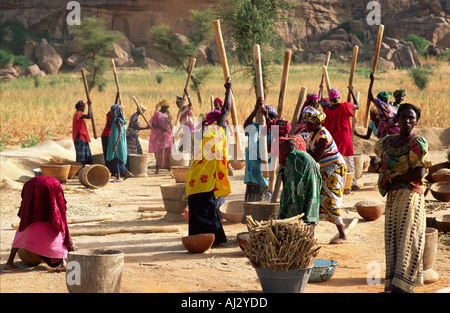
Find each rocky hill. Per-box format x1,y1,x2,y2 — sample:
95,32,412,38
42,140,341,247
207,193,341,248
1,0,449,75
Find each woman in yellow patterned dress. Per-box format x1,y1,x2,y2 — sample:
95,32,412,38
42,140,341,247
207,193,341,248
373,103,431,293
185,79,232,246
303,107,348,244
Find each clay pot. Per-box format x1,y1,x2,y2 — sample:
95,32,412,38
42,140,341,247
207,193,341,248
243,202,280,225
236,232,249,251
431,169,450,182
436,214,450,233
18,249,44,266
230,161,245,170
181,233,215,253
219,200,244,223
355,200,385,221
430,182,450,202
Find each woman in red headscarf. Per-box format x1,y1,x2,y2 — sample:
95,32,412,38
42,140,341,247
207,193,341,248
4,176,74,271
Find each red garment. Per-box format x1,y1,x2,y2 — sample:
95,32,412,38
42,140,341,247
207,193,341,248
101,111,112,138
72,110,90,142
279,135,307,166
17,176,71,251
322,102,354,156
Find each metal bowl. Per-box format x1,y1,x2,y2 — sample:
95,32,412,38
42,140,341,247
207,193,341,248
308,259,338,283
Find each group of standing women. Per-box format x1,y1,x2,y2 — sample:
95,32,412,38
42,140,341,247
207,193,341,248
46,71,434,293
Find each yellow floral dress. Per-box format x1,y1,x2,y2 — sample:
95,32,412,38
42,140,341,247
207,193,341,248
185,123,230,198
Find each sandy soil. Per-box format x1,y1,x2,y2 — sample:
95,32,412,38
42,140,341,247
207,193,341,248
0,128,449,294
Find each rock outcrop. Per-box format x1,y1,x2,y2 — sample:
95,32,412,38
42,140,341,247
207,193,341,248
35,39,63,74
0,0,448,70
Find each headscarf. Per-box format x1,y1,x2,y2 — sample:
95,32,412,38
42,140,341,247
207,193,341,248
307,93,319,101
17,176,71,250
265,105,278,119
397,103,421,121
303,107,326,125
176,96,183,105
377,91,392,102
202,110,222,127
75,100,86,109
159,99,170,108
138,104,147,112
328,88,340,100
393,89,406,97
214,98,223,109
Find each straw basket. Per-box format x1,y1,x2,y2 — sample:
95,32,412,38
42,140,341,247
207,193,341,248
171,166,190,183
78,164,110,189
49,158,83,179
40,163,71,183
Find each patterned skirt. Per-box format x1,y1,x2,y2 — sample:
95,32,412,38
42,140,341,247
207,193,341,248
74,135,92,166
126,134,143,155
319,160,347,225
384,188,425,292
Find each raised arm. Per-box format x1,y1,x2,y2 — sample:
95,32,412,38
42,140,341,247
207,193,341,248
216,78,232,128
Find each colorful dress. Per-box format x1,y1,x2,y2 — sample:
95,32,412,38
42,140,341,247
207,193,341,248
294,105,323,147
308,126,347,226
279,150,321,223
72,110,92,165
244,122,270,202
322,102,354,157
186,123,230,245
12,176,71,266
101,111,112,169
148,110,173,169
178,104,194,155
374,134,431,293
106,104,128,176
373,98,400,138
126,112,143,155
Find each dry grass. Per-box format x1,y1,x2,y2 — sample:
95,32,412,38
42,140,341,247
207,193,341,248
0,60,449,149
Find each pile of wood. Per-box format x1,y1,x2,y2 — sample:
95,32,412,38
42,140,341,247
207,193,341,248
243,215,320,271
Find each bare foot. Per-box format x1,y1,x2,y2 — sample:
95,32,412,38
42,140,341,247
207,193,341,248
330,237,349,244
3,263,18,272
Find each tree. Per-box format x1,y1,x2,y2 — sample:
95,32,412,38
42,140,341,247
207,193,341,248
215,0,296,97
149,9,216,105
73,17,121,90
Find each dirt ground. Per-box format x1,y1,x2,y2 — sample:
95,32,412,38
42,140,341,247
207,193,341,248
0,128,449,294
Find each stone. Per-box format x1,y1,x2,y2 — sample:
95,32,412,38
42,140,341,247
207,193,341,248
393,45,416,68
349,20,364,32
1,66,18,77
384,37,399,49
380,42,394,61
25,64,45,76
65,54,81,67
377,57,395,70
35,39,62,74
319,39,349,53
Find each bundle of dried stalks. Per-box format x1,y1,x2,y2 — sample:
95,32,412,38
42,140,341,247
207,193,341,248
243,214,320,271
